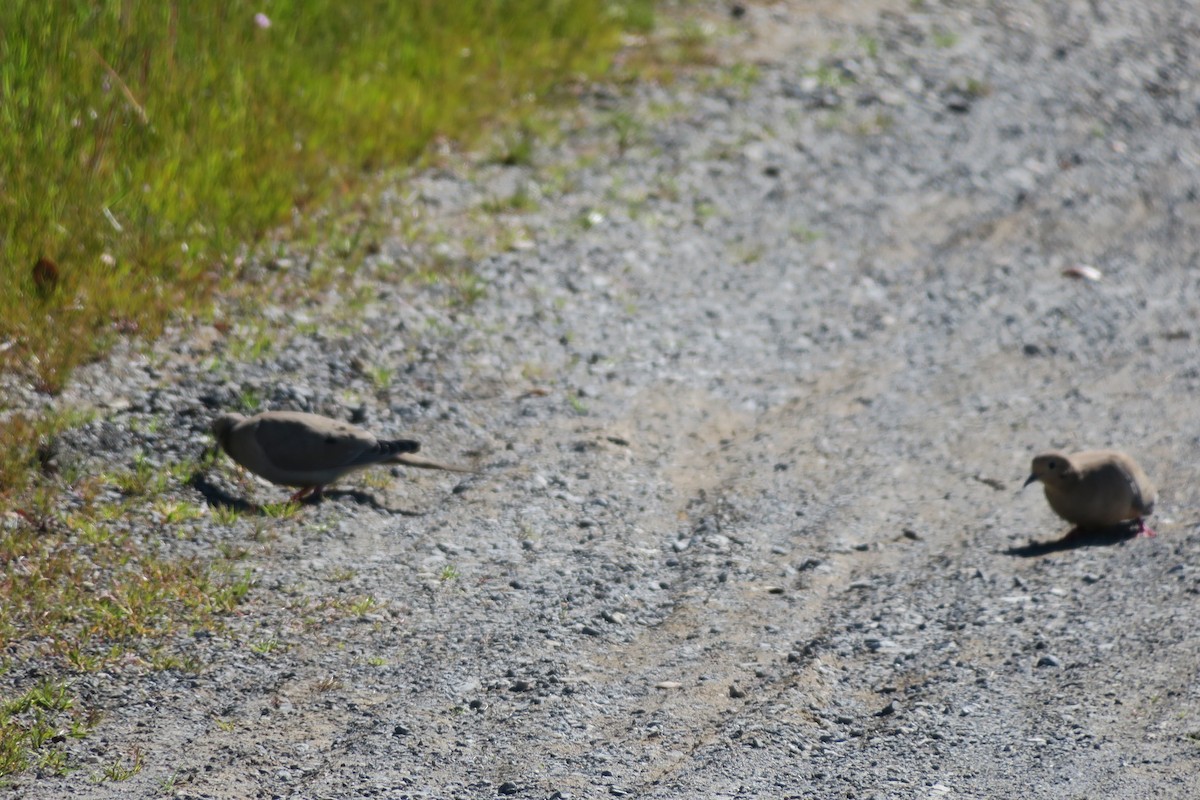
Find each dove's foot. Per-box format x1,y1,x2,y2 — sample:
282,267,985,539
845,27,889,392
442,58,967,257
289,485,323,503
1136,519,1156,538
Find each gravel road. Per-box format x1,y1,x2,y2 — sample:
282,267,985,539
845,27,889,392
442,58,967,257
11,1,1200,797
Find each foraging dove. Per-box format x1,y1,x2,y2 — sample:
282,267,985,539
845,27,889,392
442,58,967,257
1023,449,1156,537
212,410,468,502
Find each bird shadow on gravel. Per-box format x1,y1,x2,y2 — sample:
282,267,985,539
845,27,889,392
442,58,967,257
188,473,426,516
1004,523,1143,557
316,488,428,516
188,472,258,514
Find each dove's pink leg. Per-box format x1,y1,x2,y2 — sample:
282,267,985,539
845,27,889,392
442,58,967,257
1136,518,1156,538
288,485,322,503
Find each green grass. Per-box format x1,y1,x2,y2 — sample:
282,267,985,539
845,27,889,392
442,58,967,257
0,0,655,392
932,28,959,48
0,679,90,777
92,748,143,782
0,521,251,666
0,408,97,496
0,433,251,777
0,497,252,775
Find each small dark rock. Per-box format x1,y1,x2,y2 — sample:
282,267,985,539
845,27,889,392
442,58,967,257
944,90,972,113
809,90,842,109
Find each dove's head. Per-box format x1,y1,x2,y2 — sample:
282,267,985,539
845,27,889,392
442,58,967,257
1023,451,1077,489
211,413,246,453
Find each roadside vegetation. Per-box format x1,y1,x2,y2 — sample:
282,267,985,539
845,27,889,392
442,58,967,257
0,0,661,780
1,0,653,394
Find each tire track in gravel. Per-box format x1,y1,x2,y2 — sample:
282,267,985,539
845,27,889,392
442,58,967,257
565,357,944,793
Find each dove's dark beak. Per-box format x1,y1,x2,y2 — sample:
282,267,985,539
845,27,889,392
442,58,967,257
1022,474,1038,489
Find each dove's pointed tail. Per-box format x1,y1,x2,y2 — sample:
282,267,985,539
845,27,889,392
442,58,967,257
388,453,478,473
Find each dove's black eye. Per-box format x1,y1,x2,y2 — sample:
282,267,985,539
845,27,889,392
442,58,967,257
1047,460,1058,470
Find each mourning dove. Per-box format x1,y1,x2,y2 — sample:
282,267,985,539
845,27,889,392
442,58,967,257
212,410,468,502
1022,449,1156,537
